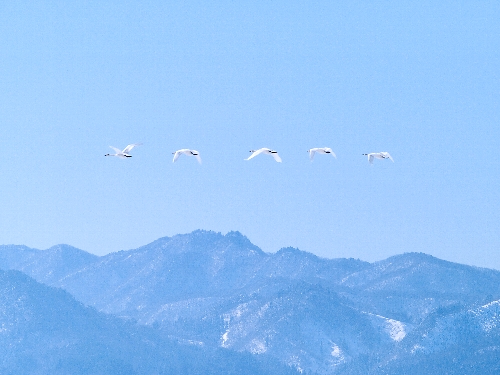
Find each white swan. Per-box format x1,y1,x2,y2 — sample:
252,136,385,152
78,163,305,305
362,152,394,164
105,143,142,158
245,148,282,163
172,149,202,164
308,147,336,161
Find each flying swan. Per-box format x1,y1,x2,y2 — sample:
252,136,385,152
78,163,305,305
308,147,337,161
172,149,202,164
105,143,142,158
362,152,394,164
245,148,282,163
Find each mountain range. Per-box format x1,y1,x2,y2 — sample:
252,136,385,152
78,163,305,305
1,230,499,374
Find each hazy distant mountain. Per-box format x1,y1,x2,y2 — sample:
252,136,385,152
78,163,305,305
0,244,97,284
0,269,297,375
2,230,500,374
340,252,500,323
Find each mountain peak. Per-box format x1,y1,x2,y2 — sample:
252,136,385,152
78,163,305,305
45,244,98,259
276,246,317,258
379,252,478,273
46,244,84,252
277,246,300,254
388,252,439,262
131,229,263,257
223,231,260,250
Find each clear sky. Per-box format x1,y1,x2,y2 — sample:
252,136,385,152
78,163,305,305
1,1,499,269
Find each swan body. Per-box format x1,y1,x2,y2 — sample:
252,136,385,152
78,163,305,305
172,149,202,164
245,148,282,163
308,147,336,161
362,152,394,164
105,143,142,158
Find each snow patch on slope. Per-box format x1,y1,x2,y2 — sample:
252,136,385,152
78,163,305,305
366,313,410,342
472,300,500,333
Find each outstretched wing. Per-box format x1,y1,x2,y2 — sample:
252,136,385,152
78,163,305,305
109,146,122,154
309,149,316,161
245,148,266,161
368,154,374,164
271,152,282,163
191,151,202,164
122,143,142,154
326,148,337,159
172,150,182,163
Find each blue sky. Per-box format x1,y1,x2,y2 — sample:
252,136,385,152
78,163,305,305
1,1,499,269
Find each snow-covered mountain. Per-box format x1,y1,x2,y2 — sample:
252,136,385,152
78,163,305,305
1,230,500,374
0,268,298,375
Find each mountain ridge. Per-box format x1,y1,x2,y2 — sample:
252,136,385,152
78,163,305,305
1,230,500,374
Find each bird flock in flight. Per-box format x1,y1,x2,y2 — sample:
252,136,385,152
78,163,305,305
105,144,394,165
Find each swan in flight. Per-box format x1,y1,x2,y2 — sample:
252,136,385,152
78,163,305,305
245,148,282,163
105,143,142,158
172,149,202,164
362,152,394,164
308,147,336,161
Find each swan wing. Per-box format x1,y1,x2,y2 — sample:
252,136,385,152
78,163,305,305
172,150,182,163
191,150,202,164
122,143,142,154
326,148,337,159
309,149,316,161
271,152,282,163
245,148,266,160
